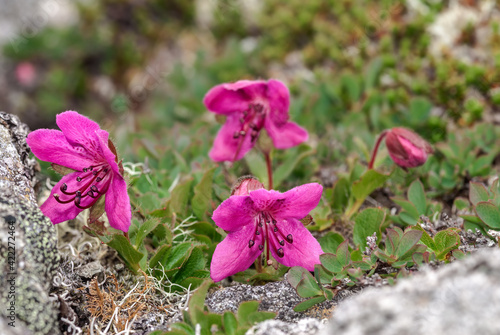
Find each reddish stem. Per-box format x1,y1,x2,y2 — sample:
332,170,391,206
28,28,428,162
368,130,388,170
264,151,273,190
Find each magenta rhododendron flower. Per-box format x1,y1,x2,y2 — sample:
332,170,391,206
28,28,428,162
26,111,131,232
203,79,308,162
385,127,433,168
210,182,324,282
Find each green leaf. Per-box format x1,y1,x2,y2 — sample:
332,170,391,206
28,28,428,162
296,272,322,298
149,244,171,269
353,208,385,248
330,177,350,216
192,167,216,220
408,179,426,214
411,225,437,250
475,201,500,229
173,246,206,283
385,228,402,255
237,301,259,326
105,234,144,273
169,179,193,216
318,232,345,254
134,219,160,248
469,182,490,206
335,240,351,267
287,266,310,288
434,230,461,259
188,279,212,324
223,312,238,335
170,323,194,335
246,311,277,326
395,230,423,260
245,151,267,184
392,198,420,219
293,296,326,312
320,253,343,273
273,148,314,188
162,242,193,270
352,169,390,201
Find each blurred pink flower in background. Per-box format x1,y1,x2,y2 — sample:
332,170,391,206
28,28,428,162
203,79,308,162
15,62,36,86
385,127,433,168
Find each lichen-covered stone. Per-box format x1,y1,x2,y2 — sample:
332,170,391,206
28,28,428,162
0,112,61,335
323,249,500,335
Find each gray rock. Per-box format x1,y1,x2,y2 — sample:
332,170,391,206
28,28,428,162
0,112,61,335
246,318,326,335
206,280,338,323
324,249,500,335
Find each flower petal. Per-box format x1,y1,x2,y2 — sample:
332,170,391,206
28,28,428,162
40,172,93,224
270,218,323,271
27,129,97,171
204,80,267,115
105,175,131,232
212,195,255,232
95,130,121,175
56,111,103,147
248,183,323,219
265,119,308,149
267,79,290,126
210,223,263,282
209,115,255,162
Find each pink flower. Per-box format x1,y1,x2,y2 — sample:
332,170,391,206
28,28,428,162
210,183,324,282
203,79,308,162
26,111,131,232
15,62,36,86
385,127,433,168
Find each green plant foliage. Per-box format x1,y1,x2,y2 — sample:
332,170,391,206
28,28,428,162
374,227,426,268
411,225,461,261
156,280,275,335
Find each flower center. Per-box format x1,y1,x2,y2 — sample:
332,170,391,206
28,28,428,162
248,211,293,261
232,103,266,161
53,164,112,209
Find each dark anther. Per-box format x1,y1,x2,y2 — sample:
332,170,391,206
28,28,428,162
87,191,93,197
254,104,263,113
96,177,102,182
249,240,255,248
286,234,293,243
258,244,264,251
249,123,257,130
104,168,108,172
239,117,245,124
240,130,246,136
233,132,240,139
76,176,82,182
274,227,278,232
83,168,87,172
279,240,285,246
75,191,81,197
259,222,263,227
60,183,68,191
53,193,59,198
75,195,81,206
243,111,248,116
256,230,260,235
272,219,277,224
89,166,93,171
91,185,98,192
277,248,284,258
93,170,98,175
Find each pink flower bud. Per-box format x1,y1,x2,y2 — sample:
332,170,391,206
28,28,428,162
231,175,264,196
385,128,433,168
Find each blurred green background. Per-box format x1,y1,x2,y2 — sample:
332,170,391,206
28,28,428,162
2,0,500,203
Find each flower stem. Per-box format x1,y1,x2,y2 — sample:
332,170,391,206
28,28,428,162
256,254,263,273
264,151,273,190
368,130,388,170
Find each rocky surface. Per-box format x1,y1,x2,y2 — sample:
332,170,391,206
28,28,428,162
247,318,326,335
206,279,359,323
323,248,500,335
0,112,61,335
